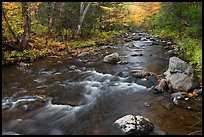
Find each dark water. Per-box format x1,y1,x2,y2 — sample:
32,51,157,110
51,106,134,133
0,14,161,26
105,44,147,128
2,33,202,135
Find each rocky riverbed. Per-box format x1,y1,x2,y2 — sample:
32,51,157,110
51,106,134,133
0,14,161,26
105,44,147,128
2,30,202,135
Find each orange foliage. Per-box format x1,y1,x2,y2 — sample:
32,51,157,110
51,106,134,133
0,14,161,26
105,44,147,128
125,2,161,26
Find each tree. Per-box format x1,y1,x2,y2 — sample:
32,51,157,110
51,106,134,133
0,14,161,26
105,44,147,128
74,2,91,38
20,2,30,50
2,7,20,44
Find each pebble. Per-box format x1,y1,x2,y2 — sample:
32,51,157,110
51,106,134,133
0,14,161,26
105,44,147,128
144,102,151,107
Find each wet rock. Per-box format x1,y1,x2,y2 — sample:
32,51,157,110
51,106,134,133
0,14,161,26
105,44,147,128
131,53,143,56
171,92,188,99
138,33,147,36
172,95,202,111
161,41,168,46
141,37,148,41
154,79,168,93
132,71,155,78
161,100,174,110
77,52,89,57
134,49,143,52
152,41,160,45
103,52,120,64
194,88,202,95
161,37,172,42
124,38,131,42
146,36,151,39
172,45,182,52
132,36,142,41
144,102,151,107
164,50,177,56
150,126,167,135
114,114,154,135
164,46,174,50
2,131,21,135
117,60,129,65
149,38,157,41
18,62,30,67
69,65,77,70
36,85,48,89
164,56,196,92
145,41,153,46
116,71,130,77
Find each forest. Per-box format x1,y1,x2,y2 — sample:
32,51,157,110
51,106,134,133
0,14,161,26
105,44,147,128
2,2,202,135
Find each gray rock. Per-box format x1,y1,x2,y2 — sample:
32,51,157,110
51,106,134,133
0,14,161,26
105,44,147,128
124,38,131,42
69,65,77,70
117,60,129,65
144,102,151,107
155,79,168,93
164,50,177,56
103,52,120,64
164,57,195,92
132,36,142,41
132,71,155,78
141,37,148,41
18,62,30,67
2,131,21,135
114,114,154,135
194,88,202,95
161,101,174,110
152,41,160,45
149,38,157,41
145,41,153,46
77,52,89,57
171,92,187,99
164,46,174,50
172,96,202,111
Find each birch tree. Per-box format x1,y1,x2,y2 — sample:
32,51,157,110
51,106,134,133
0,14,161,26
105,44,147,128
74,2,91,38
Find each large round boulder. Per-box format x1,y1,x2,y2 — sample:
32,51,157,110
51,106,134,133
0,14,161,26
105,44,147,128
164,56,196,92
114,114,154,135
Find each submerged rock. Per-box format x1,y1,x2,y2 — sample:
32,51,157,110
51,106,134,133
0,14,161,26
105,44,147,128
114,114,154,135
161,100,174,110
172,95,202,111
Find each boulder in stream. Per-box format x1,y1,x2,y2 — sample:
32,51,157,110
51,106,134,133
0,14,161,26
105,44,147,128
154,78,168,93
164,56,196,92
103,52,120,64
171,89,202,111
114,114,154,135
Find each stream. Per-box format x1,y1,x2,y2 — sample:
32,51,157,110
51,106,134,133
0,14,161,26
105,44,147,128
2,32,202,135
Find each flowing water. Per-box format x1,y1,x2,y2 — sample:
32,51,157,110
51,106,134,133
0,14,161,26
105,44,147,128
2,32,202,135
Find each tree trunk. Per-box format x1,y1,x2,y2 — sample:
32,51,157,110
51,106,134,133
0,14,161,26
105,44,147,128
2,8,20,43
46,2,54,45
60,3,66,46
74,2,91,38
20,2,30,50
